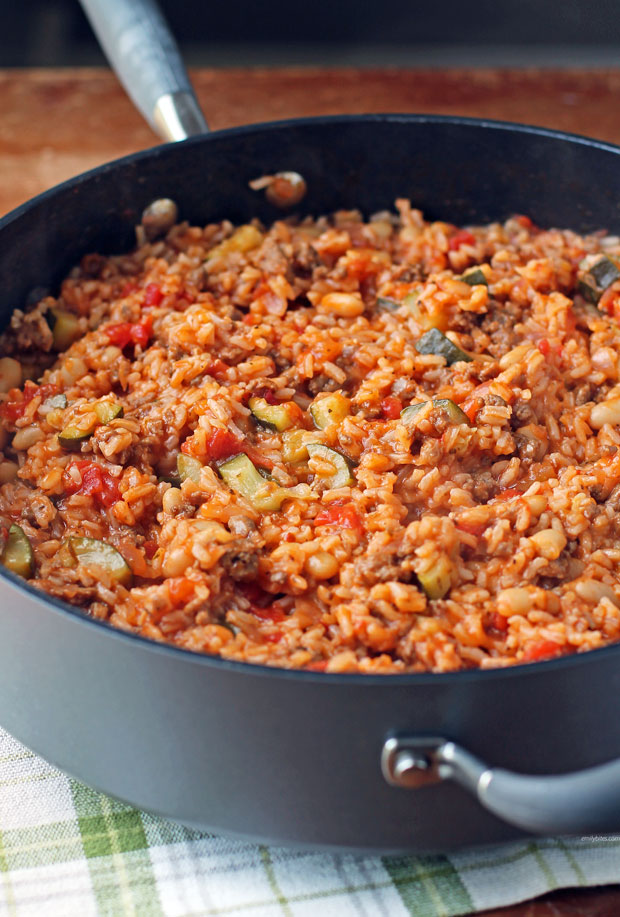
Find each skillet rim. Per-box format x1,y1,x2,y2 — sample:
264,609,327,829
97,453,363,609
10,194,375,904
3,110,620,685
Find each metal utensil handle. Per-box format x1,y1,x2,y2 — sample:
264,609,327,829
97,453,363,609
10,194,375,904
382,736,620,835
79,0,208,141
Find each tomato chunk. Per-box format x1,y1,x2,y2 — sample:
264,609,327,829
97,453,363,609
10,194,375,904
449,230,476,251
0,382,58,424
104,315,153,350
167,577,195,606
456,519,486,537
251,604,286,623
489,612,508,634
63,460,121,508
144,283,164,308
315,502,363,534
522,640,562,662
381,396,403,419
143,539,158,559
514,214,535,230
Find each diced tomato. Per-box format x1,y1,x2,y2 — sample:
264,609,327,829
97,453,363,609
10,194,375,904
489,612,508,634
143,539,158,559
182,427,275,469
207,359,230,380
144,283,163,308
251,386,278,405
514,214,535,230
522,640,562,662
449,230,476,251
167,577,195,606
251,604,286,623
121,282,138,297
493,487,523,502
462,397,483,423
0,382,58,423
456,519,486,537
204,429,243,462
242,313,257,325
263,630,283,643
538,338,550,356
381,396,403,420
315,502,363,535
63,460,121,508
598,284,619,316
104,323,132,349
306,659,328,671
283,402,305,424
104,314,153,350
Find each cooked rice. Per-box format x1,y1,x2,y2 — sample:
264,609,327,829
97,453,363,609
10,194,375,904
2,202,620,673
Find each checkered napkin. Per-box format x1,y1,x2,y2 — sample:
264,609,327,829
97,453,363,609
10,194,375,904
0,728,618,917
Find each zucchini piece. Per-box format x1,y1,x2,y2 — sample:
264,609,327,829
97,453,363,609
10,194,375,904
0,524,34,579
403,289,448,332
578,255,620,303
415,328,472,365
376,296,400,311
282,429,311,463
401,398,470,425
248,396,296,432
417,556,453,600
47,308,81,351
400,401,429,422
306,443,355,488
218,453,288,512
57,423,94,451
61,536,133,587
310,393,350,430
461,268,488,287
177,454,203,484
94,402,123,424
58,401,123,450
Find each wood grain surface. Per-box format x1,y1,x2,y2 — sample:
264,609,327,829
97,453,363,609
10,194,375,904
3,67,620,216
1,66,620,915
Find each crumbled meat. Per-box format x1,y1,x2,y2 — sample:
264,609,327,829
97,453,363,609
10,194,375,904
472,472,499,503
355,549,414,586
513,429,547,462
289,239,322,279
6,308,54,354
307,374,341,395
510,399,536,427
451,311,480,333
255,238,289,275
221,546,260,581
228,515,258,537
573,382,595,406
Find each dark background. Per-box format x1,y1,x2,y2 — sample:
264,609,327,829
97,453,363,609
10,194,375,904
4,0,620,67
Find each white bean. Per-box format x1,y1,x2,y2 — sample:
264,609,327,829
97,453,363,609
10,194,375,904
12,426,44,451
162,487,184,514
574,579,620,607
318,292,365,317
590,397,620,430
529,528,567,560
497,587,532,616
0,358,22,393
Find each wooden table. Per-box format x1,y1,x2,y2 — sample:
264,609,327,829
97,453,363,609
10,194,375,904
2,67,620,916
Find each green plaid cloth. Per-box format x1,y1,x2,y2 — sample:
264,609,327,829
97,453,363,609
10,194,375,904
0,728,618,916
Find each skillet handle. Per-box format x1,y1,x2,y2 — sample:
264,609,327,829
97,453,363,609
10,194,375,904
382,735,620,835
79,0,208,141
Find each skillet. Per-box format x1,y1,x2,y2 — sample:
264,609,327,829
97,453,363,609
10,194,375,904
1,0,620,852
